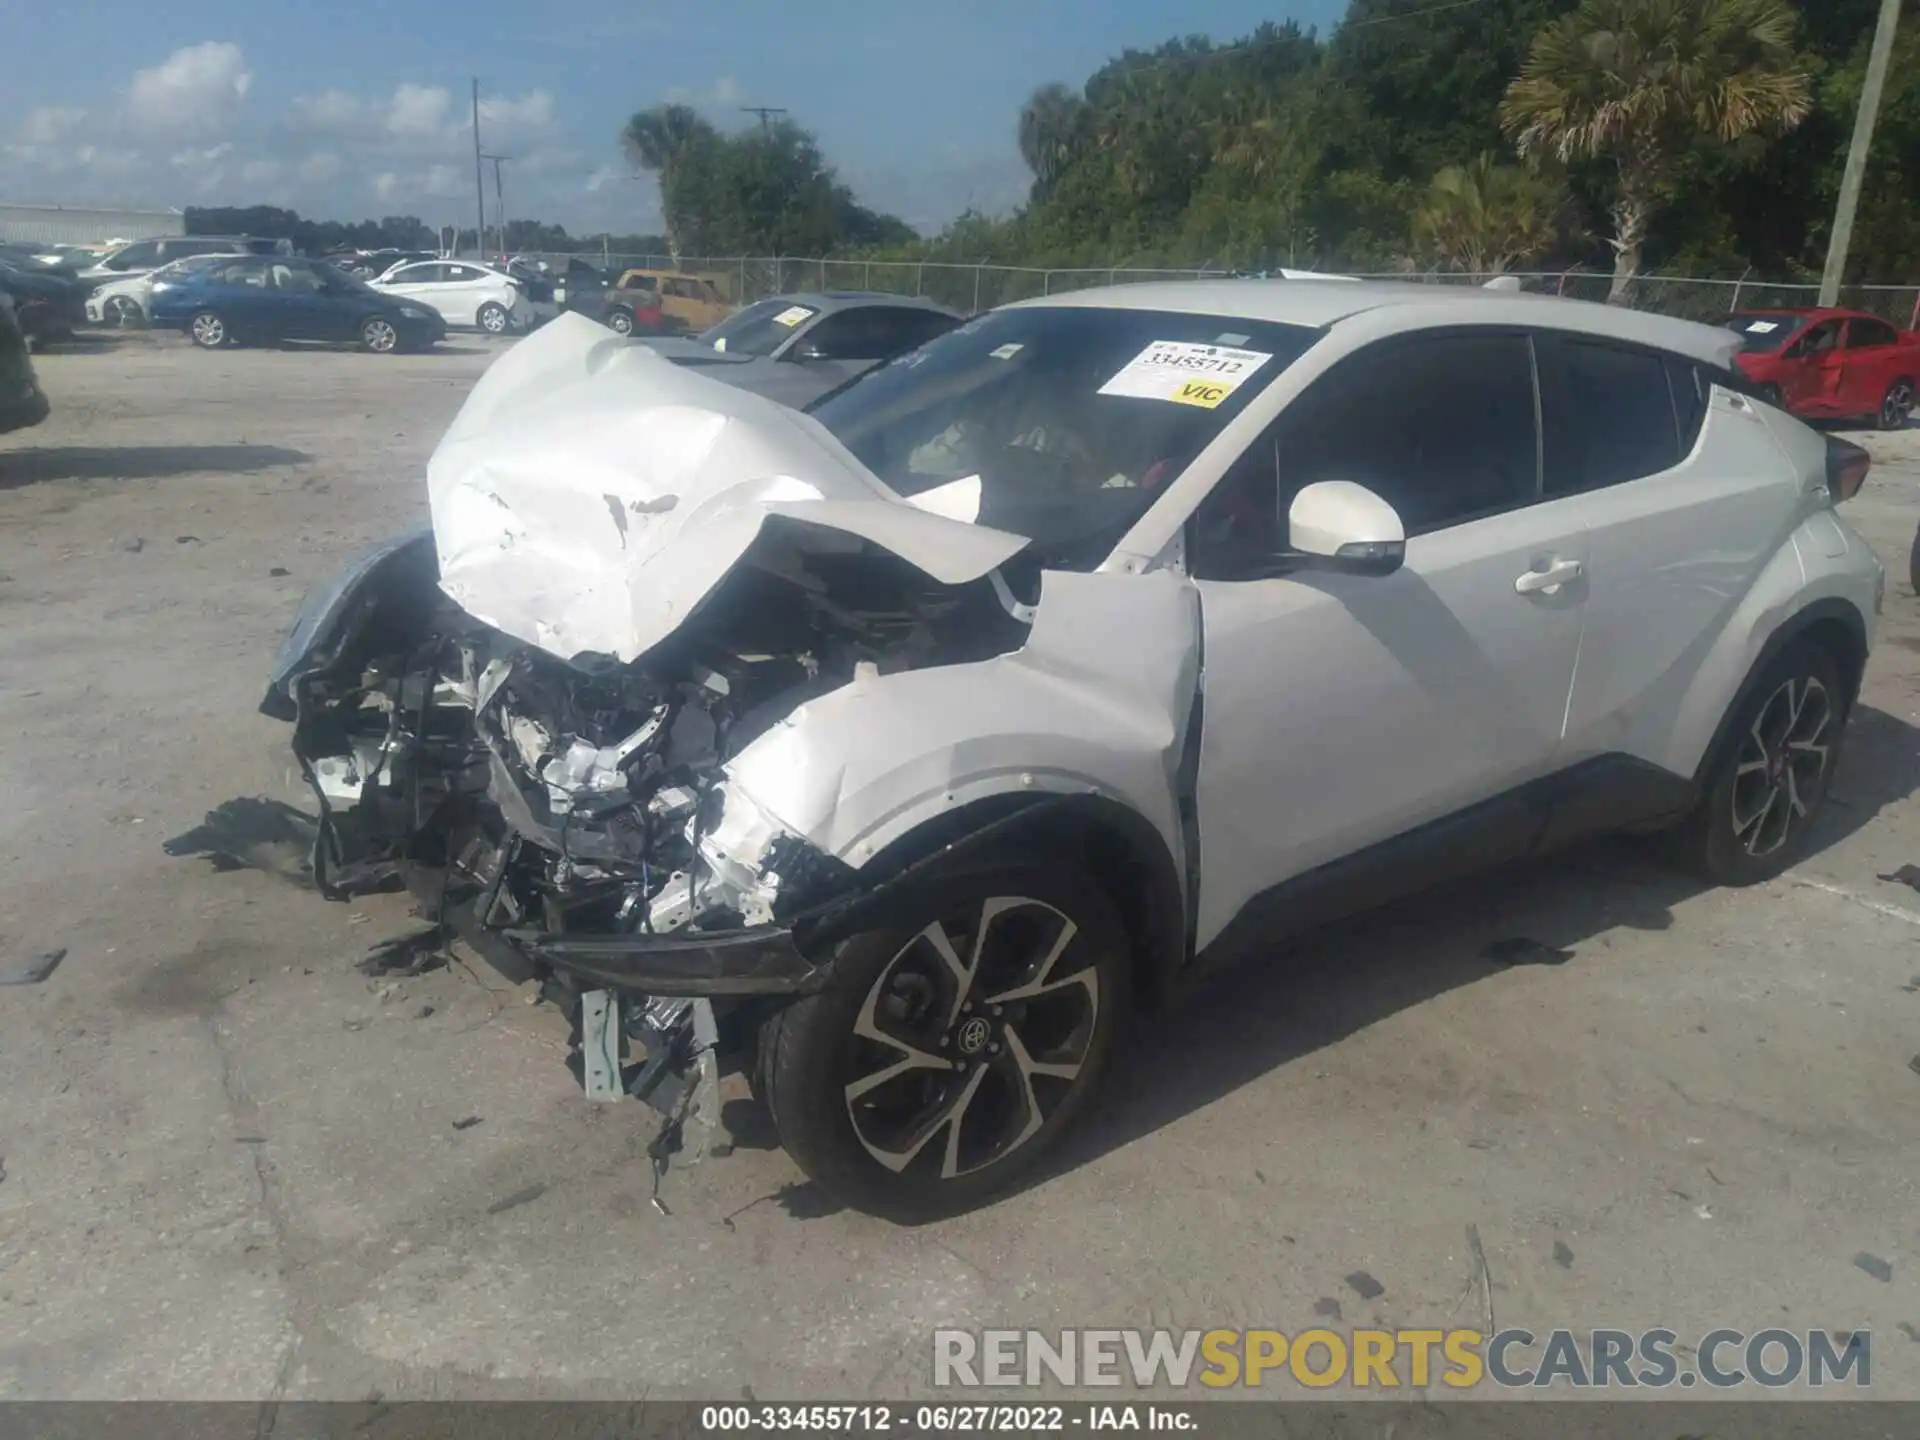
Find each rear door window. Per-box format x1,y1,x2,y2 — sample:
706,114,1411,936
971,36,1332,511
1540,336,1682,494
1846,317,1899,349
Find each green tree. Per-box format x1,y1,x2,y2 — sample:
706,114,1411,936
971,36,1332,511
1413,153,1571,272
1500,0,1813,300
1017,83,1092,199
620,103,720,260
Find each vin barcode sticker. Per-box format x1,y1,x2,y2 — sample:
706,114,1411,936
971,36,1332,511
1097,340,1272,408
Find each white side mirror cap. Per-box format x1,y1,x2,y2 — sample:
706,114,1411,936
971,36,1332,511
1288,480,1406,576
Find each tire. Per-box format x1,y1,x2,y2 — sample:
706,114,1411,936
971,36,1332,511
606,308,635,336
1666,639,1846,886
760,863,1128,1222
105,295,144,328
1908,520,1920,596
1879,377,1915,431
360,316,399,354
189,311,229,349
477,302,510,335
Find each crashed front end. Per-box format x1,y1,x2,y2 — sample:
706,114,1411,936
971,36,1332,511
259,316,1034,1172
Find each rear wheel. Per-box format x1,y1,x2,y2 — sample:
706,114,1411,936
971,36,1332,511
1880,377,1915,431
360,316,399,354
477,302,510,335
606,307,635,336
189,311,228,349
761,863,1127,1222
1667,639,1845,885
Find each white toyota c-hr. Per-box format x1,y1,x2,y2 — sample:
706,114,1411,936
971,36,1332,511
258,283,1884,1220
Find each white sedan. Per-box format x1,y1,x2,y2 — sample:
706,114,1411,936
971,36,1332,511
368,260,536,334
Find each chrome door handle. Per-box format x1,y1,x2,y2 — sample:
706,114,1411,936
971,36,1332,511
1515,558,1583,595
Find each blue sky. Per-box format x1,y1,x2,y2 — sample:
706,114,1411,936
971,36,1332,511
4,0,1349,236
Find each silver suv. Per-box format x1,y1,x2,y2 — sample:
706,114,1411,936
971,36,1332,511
263,290,1883,1219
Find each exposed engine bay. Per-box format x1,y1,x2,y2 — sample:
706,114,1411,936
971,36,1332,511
275,523,1032,1193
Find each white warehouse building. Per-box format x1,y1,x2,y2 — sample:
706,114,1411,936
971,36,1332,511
0,202,185,247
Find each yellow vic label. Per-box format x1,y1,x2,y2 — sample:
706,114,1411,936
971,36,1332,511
1172,379,1230,408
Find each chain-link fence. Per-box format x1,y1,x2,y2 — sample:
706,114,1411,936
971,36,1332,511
513,251,1920,327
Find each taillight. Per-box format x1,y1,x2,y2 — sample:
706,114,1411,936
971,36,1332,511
1826,437,1870,502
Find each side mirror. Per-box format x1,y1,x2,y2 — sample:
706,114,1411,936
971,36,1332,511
1286,480,1405,577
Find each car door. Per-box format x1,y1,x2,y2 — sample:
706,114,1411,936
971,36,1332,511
441,264,497,326
1838,315,1901,416
263,261,334,339
1780,317,1846,413
1550,336,1810,779
1188,330,1588,951
379,263,448,320
202,258,276,331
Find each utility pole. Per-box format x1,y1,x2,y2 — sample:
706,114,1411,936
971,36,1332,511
471,78,486,262
481,153,514,258
739,105,788,134
1820,0,1903,305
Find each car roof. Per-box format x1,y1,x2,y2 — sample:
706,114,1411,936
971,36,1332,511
765,291,957,316
1010,278,1741,368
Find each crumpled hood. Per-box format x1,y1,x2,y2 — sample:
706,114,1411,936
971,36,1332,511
427,312,1029,664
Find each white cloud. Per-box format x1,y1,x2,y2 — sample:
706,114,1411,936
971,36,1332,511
299,151,343,183
241,158,282,184
583,165,622,192
20,105,85,147
664,76,744,108
479,90,556,132
386,83,452,139
126,42,251,137
372,172,401,201
421,164,462,198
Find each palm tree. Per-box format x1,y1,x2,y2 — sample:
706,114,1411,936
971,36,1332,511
620,103,717,261
1017,83,1091,197
1500,0,1811,302
1414,153,1569,274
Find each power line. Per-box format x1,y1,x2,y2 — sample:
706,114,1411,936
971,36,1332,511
739,105,788,133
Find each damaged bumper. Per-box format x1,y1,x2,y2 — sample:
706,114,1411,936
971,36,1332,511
504,923,824,996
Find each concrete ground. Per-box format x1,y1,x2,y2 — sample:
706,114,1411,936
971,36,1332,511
0,332,1916,1402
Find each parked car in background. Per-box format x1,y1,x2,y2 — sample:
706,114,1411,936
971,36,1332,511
0,292,50,434
612,268,732,333
370,260,536,334
79,235,293,292
0,242,85,281
630,291,963,407
488,262,559,324
149,255,446,352
0,259,84,345
599,276,667,336
550,257,611,316
85,251,246,327
1727,308,1919,430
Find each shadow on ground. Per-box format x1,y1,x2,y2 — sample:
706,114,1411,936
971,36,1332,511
0,443,311,487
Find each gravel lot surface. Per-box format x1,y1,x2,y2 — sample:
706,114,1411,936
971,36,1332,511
1,331,1916,1402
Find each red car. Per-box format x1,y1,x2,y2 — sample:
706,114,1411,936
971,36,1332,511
1727,306,1918,430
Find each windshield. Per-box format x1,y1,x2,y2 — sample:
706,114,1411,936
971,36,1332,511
698,297,815,357
808,305,1321,568
1725,313,1806,353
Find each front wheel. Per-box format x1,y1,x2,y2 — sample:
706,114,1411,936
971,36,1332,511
1666,639,1845,885
1880,377,1915,431
760,864,1127,1222
606,307,635,336
105,295,144,328
477,302,510,335
360,316,399,353
189,311,229,349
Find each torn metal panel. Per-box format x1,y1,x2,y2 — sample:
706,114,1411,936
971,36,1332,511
427,314,1029,665
723,566,1201,886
